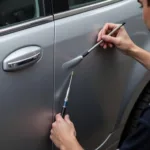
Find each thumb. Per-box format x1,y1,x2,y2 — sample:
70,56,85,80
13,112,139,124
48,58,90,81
102,35,120,45
64,115,72,124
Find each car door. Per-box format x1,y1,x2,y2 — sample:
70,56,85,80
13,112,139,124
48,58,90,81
0,0,54,150
53,0,149,149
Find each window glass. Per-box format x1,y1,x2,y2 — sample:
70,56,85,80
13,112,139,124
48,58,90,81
69,0,107,9
0,0,43,28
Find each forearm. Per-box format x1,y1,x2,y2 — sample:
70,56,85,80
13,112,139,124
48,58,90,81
60,138,84,150
129,44,150,70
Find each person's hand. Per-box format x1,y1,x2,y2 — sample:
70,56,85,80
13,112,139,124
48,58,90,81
97,23,136,55
50,114,83,150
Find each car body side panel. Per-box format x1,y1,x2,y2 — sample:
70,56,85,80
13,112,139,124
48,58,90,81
54,0,150,149
99,126,124,149
115,63,150,129
0,22,54,150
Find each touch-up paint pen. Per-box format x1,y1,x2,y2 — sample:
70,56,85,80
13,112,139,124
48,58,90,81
61,71,74,118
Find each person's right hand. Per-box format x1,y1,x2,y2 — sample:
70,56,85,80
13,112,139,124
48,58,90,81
97,23,136,55
50,114,82,150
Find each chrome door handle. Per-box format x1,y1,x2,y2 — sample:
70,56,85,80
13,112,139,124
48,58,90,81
3,46,42,71
8,53,40,67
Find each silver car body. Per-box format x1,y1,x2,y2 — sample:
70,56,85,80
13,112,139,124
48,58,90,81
0,0,149,150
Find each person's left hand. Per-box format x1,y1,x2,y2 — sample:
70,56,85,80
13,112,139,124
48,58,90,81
50,114,77,149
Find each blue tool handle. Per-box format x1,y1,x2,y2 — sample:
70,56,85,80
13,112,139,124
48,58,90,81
61,107,66,118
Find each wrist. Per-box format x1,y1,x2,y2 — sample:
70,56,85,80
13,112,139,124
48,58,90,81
127,43,139,57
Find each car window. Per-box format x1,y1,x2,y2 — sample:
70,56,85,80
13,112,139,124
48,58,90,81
0,0,45,29
69,0,107,9
53,0,119,14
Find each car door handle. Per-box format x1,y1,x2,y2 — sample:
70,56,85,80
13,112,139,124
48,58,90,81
3,46,42,71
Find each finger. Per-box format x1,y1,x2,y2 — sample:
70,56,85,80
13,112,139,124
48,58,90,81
98,23,119,42
102,35,120,45
51,129,54,134
109,43,113,48
50,135,56,142
64,115,72,124
50,135,53,140
102,23,119,37
106,23,120,30
103,43,108,49
102,23,112,36
50,129,57,138
50,135,60,148
52,122,56,128
99,23,120,42
56,114,63,122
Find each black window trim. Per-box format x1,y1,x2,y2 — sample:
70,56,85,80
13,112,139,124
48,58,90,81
0,16,53,36
0,0,53,36
54,0,121,20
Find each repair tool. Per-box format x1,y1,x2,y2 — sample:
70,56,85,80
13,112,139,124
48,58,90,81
62,22,126,70
61,71,74,118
